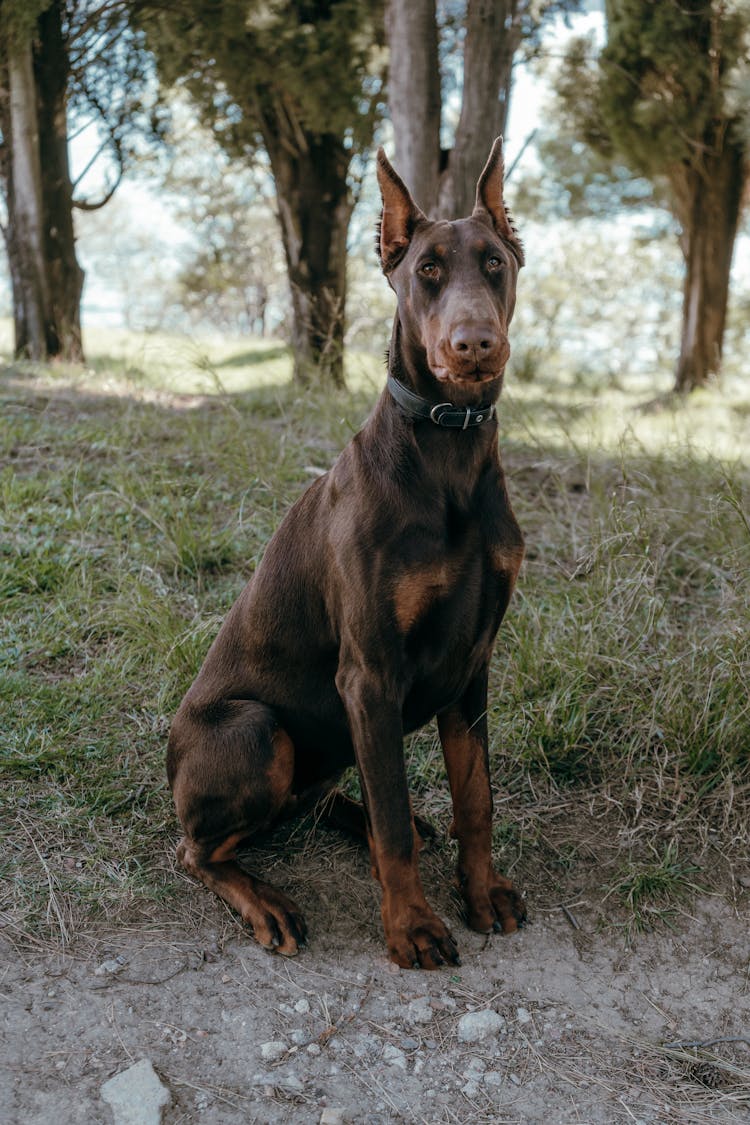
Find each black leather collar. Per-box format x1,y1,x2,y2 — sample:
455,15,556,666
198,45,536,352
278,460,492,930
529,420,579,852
387,375,496,429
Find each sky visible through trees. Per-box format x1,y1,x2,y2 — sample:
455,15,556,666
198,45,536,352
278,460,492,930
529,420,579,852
61,6,606,328
1,1,748,388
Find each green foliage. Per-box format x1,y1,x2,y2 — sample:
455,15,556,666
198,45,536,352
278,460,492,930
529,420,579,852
597,0,749,176
146,0,386,156
161,105,288,335
0,0,51,47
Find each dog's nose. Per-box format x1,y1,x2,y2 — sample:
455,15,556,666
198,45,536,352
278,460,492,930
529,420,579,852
449,324,498,359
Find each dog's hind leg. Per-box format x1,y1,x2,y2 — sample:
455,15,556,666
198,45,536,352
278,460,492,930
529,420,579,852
168,699,307,955
320,790,437,845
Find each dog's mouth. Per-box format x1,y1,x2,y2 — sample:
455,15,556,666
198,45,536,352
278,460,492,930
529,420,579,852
431,340,510,386
433,365,504,386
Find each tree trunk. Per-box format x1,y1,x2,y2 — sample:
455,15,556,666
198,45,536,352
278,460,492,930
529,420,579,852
34,0,85,363
0,64,29,353
671,135,745,392
385,0,521,220
0,2,85,364
262,106,352,387
436,0,519,219
385,0,441,215
7,33,53,361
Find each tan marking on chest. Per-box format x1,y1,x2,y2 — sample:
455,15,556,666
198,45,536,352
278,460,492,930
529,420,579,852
489,543,524,577
393,561,459,632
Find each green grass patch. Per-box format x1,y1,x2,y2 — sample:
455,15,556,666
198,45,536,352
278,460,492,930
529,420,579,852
2,325,749,942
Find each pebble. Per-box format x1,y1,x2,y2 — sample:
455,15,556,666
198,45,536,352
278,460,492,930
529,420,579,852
484,1070,503,1087
456,1009,505,1043
290,1029,308,1046
280,1075,303,1092
95,955,127,976
260,1041,287,1062
307,1043,322,1056
464,1057,486,1076
406,998,432,1024
100,1058,171,1125
382,1044,408,1070
400,1036,419,1050
320,1110,347,1125
295,998,311,1014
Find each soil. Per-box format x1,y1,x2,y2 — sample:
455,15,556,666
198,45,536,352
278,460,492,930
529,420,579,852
2,844,749,1125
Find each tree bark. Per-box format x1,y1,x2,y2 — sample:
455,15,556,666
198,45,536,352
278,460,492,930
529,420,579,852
7,32,52,361
0,1,85,363
670,133,745,392
385,0,441,215
385,0,521,220
436,0,519,219
34,0,85,363
261,101,352,387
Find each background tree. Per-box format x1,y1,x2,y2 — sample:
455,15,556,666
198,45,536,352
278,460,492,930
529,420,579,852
385,0,580,219
0,0,158,363
144,0,386,387
0,0,80,361
555,1,750,392
162,108,288,337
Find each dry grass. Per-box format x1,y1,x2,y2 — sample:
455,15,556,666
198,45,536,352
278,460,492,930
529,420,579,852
2,325,750,953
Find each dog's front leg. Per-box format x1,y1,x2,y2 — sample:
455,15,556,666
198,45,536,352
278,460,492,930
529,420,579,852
336,661,460,969
438,670,526,935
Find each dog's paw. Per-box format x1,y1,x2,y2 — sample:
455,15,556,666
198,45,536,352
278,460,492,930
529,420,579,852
242,883,308,957
463,872,526,935
385,907,461,970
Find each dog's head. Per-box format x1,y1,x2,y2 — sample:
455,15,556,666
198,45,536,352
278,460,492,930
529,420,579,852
376,140,523,402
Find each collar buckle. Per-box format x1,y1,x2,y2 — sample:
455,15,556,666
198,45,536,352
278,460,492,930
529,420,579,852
429,402,454,426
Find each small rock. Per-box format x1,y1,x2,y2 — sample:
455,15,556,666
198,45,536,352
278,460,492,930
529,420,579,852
95,955,127,977
456,1009,505,1043
464,1057,486,1076
295,998,311,1014
484,1070,503,1087
509,1072,521,1086
320,1110,347,1125
307,1043,321,1056
260,1041,287,1062
516,1006,531,1024
290,1029,308,1046
279,1075,304,1093
382,1044,408,1070
406,998,432,1024
461,1080,479,1098
101,1058,171,1125
400,1036,419,1050
352,1035,380,1060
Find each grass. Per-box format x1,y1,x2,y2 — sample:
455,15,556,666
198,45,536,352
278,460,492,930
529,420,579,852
2,321,750,946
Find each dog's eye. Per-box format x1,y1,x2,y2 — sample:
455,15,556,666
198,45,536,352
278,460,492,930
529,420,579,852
487,256,503,271
419,261,439,278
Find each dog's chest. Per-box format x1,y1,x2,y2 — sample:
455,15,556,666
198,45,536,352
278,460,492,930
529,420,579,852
394,532,511,655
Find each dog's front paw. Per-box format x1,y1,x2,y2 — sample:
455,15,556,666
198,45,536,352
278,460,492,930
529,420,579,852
384,905,461,970
463,871,526,935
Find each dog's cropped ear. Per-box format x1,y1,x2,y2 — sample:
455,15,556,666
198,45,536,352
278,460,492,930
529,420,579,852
376,148,426,272
473,137,524,267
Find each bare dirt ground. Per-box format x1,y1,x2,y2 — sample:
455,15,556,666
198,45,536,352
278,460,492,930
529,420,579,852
2,831,749,1125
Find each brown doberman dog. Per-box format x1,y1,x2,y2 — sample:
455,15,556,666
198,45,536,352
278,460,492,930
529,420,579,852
167,138,526,970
